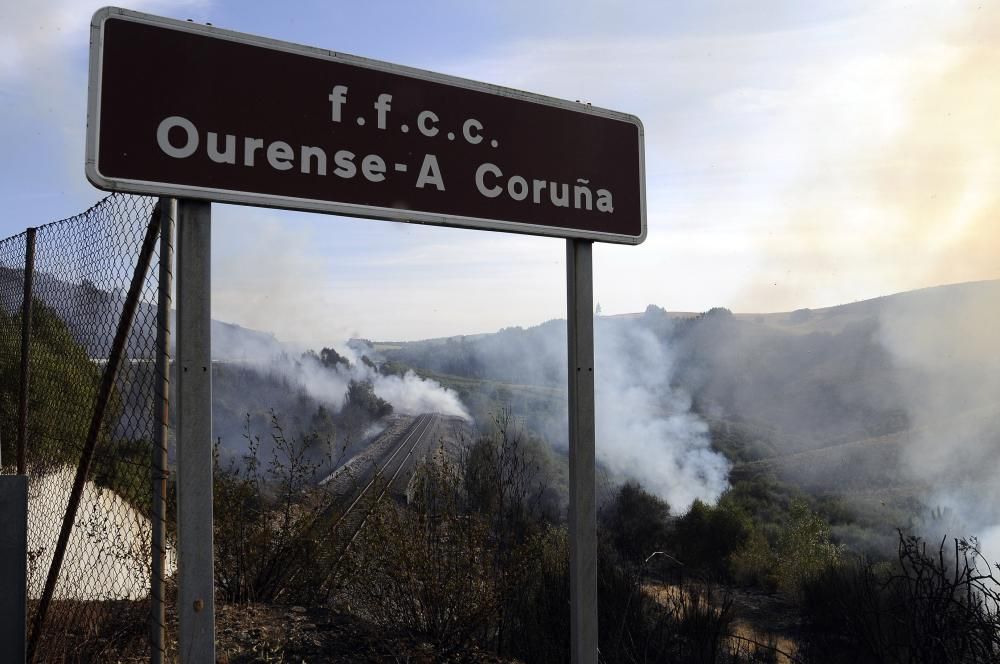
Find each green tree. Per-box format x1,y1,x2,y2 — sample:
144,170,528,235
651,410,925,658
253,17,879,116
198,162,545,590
344,379,392,419
673,499,750,577
603,481,670,564
775,498,843,594
0,301,111,471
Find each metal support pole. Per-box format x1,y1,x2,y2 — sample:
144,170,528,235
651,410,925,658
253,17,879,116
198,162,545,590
17,228,36,475
151,199,175,664
0,475,28,663
175,199,215,663
566,238,597,664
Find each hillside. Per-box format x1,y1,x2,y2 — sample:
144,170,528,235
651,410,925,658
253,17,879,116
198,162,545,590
17,262,994,536
371,279,1000,541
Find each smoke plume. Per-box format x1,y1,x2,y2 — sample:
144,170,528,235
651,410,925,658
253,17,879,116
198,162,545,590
595,315,731,512
413,310,733,512
877,281,1000,555
230,338,471,422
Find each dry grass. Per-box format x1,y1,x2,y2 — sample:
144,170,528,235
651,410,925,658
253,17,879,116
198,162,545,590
644,581,801,663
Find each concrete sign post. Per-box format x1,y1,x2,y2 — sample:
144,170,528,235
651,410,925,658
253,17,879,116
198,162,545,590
175,199,214,663
87,8,645,663
567,240,598,664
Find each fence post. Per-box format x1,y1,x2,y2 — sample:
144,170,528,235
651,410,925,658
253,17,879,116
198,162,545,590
17,228,36,475
27,211,161,663
152,199,175,664
0,475,28,663
175,199,215,663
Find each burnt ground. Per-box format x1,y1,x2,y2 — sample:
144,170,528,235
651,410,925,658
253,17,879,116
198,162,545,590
644,581,802,662
213,603,516,663
727,587,801,662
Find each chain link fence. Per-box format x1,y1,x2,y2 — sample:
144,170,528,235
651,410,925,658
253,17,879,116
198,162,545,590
0,230,27,465
0,193,172,662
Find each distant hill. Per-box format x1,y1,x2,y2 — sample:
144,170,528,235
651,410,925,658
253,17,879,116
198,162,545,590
374,279,1000,514
734,279,1000,335
603,279,1000,337
8,259,996,523
0,263,286,362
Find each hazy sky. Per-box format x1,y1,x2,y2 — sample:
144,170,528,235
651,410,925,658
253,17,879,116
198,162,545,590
1,1,997,344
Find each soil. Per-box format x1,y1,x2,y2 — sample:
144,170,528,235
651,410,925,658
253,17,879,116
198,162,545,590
212,603,518,663
644,581,802,663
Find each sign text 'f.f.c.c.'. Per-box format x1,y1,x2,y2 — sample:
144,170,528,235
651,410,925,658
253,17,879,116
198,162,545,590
86,8,646,244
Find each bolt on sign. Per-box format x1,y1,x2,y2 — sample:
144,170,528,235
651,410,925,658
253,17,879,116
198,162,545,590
86,8,646,244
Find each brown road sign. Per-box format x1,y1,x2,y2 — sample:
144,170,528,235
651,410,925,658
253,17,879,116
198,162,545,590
87,8,646,244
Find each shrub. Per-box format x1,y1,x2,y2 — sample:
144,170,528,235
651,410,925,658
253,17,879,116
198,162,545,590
774,499,842,595
673,499,750,579
729,527,777,590
602,481,671,565
462,407,555,542
0,301,114,472
800,531,1000,663
342,461,499,654
502,525,570,663
344,379,393,419
213,413,336,603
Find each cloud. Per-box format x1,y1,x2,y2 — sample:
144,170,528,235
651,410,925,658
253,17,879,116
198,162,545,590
439,3,996,315
11,0,993,335
0,0,208,79
207,2,999,343
731,4,1000,311
0,0,210,221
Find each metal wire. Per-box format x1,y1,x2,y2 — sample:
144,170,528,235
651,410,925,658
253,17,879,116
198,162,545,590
0,193,171,662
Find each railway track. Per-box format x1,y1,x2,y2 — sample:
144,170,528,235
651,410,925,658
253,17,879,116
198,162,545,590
331,414,436,543
312,413,438,590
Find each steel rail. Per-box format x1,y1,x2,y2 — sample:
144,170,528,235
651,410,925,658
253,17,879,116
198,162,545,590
279,414,434,601
318,413,437,593
339,413,437,554
326,414,430,534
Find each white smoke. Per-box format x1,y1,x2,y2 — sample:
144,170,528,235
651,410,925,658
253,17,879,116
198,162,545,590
595,318,730,513
368,369,469,418
225,338,471,421
338,340,471,420
878,281,1000,558
261,352,350,411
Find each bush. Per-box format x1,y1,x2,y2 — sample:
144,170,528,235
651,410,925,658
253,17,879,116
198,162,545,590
343,410,561,659
774,499,842,595
462,407,556,541
502,526,571,663
344,379,393,419
0,301,114,472
342,461,499,654
800,531,1000,663
729,528,777,590
673,499,750,579
213,413,336,603
602,481,671,565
